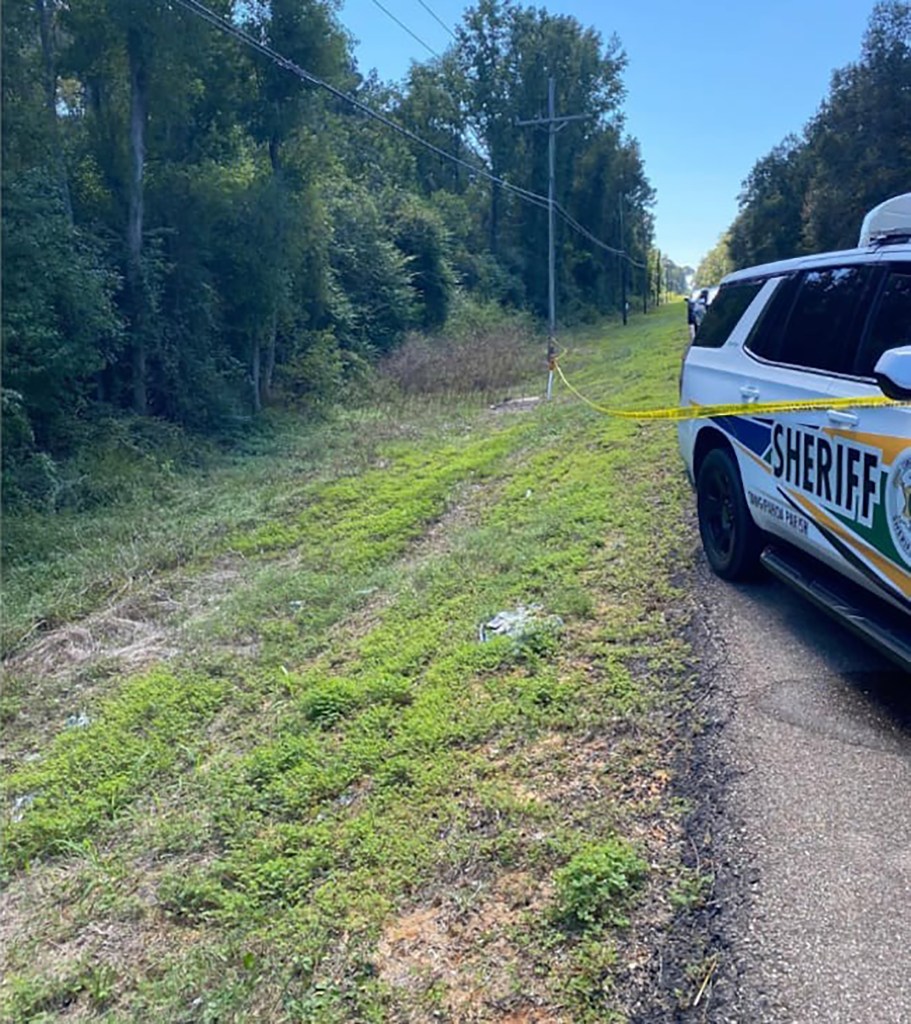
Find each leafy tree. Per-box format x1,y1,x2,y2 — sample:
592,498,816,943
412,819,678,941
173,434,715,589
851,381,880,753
728,137,809,268
727,1,911,268
60,0,238,414
802,0,911,251
452,0,651,317
396,58,474,195
696,232,734,285
391,195,455,331
327,183,417,354
2,171,122,450
0,0,660,513
234,0,348,407
661,256,692,296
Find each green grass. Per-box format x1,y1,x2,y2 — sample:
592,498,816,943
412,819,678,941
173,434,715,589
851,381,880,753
1,303,702,1023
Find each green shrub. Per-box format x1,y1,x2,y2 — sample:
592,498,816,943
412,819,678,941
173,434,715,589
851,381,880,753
159,867,227,925
554,838,648,929
276,329,346,414
300,678,360,727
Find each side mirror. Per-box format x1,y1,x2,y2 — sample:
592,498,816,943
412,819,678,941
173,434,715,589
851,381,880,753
874,345,911,400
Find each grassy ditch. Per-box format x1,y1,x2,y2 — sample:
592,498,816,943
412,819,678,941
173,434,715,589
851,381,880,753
1,302,706,1023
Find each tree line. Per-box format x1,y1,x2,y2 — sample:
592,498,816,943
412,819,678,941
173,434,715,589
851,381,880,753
697,0,911,284
2,0,657,509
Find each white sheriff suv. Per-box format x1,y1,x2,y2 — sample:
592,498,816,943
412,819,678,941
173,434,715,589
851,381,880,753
679,193,911,669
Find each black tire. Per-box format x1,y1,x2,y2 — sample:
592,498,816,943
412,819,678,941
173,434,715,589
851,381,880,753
696,447,764,581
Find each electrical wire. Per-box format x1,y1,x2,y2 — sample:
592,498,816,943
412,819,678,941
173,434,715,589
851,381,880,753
173,0,548,206
172,0,644,267
554,202,647,269
414,0,457,40
365,0,488,160
368,0,437,59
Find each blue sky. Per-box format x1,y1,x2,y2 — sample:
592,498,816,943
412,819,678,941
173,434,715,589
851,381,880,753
339,0,878,268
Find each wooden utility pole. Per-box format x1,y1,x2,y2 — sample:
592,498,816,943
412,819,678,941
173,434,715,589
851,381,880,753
618,192,627,325
517,77,588,400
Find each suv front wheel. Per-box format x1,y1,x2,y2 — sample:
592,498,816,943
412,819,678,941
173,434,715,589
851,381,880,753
696,447,764,581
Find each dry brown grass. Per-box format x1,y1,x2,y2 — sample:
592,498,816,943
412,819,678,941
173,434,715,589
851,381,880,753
0,554,252,775
375,871,560,1022
379,323,543,398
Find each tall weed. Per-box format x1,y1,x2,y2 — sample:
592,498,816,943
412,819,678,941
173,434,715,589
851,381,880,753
379,297,543,397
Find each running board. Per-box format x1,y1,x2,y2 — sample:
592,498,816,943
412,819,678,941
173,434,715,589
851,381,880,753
760,546,911,673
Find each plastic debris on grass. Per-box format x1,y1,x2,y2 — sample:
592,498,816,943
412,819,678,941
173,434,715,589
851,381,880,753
11,794,34,822
479,604,564,644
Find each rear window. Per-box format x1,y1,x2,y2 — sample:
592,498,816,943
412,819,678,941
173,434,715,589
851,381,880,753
771,266,874,375
692,282,764,348
855,264,911,377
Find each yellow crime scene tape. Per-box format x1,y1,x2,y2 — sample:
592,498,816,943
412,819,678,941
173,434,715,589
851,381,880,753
553,361,907,423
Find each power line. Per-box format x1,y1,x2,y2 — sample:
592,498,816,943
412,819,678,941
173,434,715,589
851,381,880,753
368,0,438,59
172,0,643,267
554,202,647,269
365,0,488,161
414,0,457,40
174,0,549,207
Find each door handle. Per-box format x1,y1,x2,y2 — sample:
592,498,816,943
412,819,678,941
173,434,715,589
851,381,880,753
740,385,760,403
827,408,859,427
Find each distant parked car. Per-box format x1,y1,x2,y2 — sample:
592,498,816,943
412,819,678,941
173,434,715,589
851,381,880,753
686,286,718,332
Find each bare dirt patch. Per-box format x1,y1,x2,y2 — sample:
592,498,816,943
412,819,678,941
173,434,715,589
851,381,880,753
498,730,622,808
376,871,560,1022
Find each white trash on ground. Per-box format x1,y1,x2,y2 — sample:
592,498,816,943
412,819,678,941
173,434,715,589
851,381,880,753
479,604,563,643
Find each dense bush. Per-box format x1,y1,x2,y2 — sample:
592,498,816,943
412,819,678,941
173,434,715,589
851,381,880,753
554,838,649,929
378,297,542,396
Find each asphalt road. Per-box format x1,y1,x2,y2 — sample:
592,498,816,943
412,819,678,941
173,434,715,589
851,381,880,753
696,564,911,1023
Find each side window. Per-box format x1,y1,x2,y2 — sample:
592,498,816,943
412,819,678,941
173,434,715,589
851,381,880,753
692,281,764,348
744,275,799,360
855,265,911,378
775,266,874,375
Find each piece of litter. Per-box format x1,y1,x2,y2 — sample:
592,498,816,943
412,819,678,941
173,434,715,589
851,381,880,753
289,601,304,610
479,604,562,643
489,396,542,412
480,604,542,642
525,489,533,498
355,587,379,596
65,711,91,728
11,794,34,822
